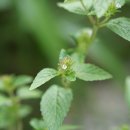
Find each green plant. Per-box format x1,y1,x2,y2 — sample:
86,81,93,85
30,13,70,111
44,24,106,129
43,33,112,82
0,0,130,130
0,75,41,130
30,0,130,129
30,48,112,130
1,0,130,130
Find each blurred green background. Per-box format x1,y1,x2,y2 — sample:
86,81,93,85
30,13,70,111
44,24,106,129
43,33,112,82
0,0,130,130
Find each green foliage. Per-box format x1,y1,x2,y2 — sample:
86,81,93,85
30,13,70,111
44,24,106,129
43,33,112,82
0,106,16,129
0,0,11,10
107,17,130,41
120,125,130,130
30,49,112,90
0,94,12,106
30,68,59,90
14,75,33,88
0,75,41,130
29,0,130,129
59,49,68,60
116,125,130,130
71,52,85,64
94,0,125,18
30,119,80,130
74,28,93,54
17,86,42,100
58,0,125,18
0,0,129,129
0,75,14,92
19,105,32,118
16,0,64,66
58,0,93,15
58,52,76,82
60,125,81,130
30,48,112,130
30,119,46,130
0,75,33,92
73,63,112,81
94,0,113,18
89,39,126,85
40,85,73,130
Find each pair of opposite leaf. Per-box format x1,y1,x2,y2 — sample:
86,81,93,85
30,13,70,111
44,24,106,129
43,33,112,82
0,75,41,129
30,50,112,130
30,49,112,90
58,0,130,42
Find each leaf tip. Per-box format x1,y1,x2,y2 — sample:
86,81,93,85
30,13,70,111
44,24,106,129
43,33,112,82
29,85,35,91
57,2,63,8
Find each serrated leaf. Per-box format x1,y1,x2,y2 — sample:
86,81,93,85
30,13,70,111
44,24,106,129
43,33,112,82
73,63,112,81
14,75,33,87
59,49,68,61
94,0,125,18
30,119,46,130
107,17,130,41
40,85,73,130
30,68,59,90
94,0,113,18
17,86,42,100
58,0,93,15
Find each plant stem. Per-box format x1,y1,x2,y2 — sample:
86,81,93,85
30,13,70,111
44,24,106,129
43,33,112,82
80,0,96,25
91,25,98,42
8,89,23,130
62,76,71,88
84,24,99,56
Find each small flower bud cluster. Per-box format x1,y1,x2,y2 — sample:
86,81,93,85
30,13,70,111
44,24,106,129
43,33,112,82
105,1,121,18
58,56,73,73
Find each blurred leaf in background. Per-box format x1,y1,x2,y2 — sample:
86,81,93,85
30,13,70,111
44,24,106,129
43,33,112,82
0,0,12,10
16,0,65,66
